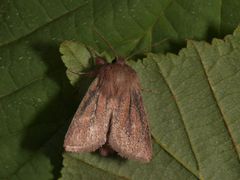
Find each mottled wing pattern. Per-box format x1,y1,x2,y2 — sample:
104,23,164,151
109,85,152,162
64,78,113,152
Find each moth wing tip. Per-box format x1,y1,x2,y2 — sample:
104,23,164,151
64,137,108,153
119,153,152,163
113,147,152,163
109,139,152,163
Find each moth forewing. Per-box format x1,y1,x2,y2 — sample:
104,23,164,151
109,82,152,162
64,78,113,152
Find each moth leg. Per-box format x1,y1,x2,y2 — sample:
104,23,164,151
67,68,90,75
86,45,106,65
139,86,153,93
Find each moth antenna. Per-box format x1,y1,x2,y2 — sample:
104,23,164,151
125,38,169,61
93,25,118,58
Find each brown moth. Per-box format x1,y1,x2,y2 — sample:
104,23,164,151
64,27,168,162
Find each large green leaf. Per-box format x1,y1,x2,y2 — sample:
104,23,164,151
1,0,240,179
60,27,240,179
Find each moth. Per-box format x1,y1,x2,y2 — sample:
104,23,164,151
64,27,168,162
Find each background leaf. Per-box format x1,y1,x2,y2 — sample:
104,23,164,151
1,0,240,180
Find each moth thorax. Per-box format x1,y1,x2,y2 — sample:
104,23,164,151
98,63,139,99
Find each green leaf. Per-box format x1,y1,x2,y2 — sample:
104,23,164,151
1,0,240,180
60,27,240,179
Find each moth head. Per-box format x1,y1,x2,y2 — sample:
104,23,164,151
112,55,125,65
